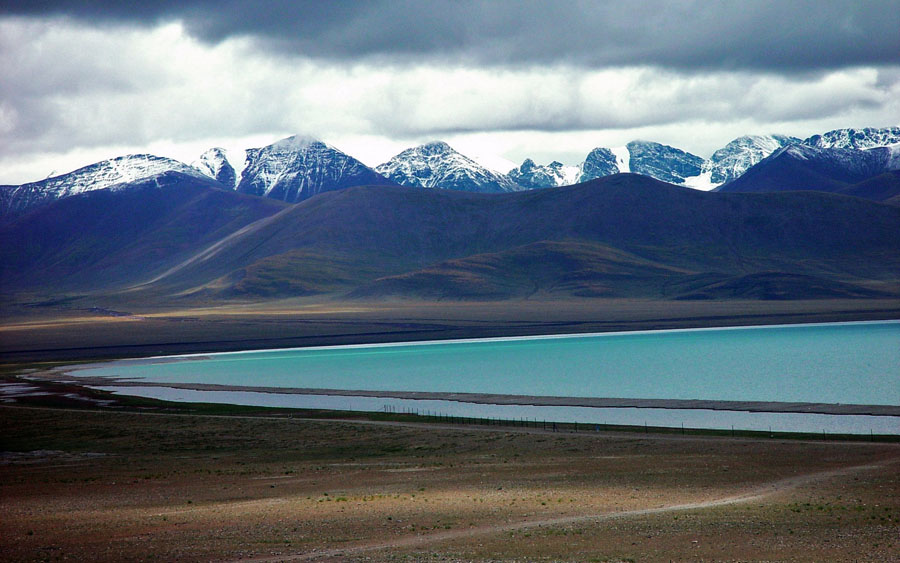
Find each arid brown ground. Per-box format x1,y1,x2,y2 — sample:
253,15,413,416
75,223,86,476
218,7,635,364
2,405,898,561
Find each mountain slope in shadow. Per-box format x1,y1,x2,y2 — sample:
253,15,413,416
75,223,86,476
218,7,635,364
3,174,899,302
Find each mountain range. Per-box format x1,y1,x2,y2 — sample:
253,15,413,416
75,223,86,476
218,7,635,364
3,127,898,221
2,171,898,303
2,126,899,304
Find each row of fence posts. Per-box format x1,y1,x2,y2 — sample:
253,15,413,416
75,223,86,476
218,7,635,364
384,404,625,434
381,405,880,440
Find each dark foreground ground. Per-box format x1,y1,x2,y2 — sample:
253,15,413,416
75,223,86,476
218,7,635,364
1,404,899,562
2,297,898,362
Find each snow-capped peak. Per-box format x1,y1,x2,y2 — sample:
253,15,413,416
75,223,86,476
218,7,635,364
507,159,581,189
14,154,206,198
577,147,620,182
762,142,900,178
576,141,704,185
270,134,322,152
624,140,704,185
803,127,900,150
1,154,210,218
234,135,391,202
192,147,238,188
417,140,453,155
193,148,226,175
376,141,522,193
702,134,800,185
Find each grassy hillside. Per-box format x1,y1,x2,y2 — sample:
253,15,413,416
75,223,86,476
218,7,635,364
4,173,899,302
0,172,289,292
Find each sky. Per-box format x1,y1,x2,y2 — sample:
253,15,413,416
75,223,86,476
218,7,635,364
1,0,899,185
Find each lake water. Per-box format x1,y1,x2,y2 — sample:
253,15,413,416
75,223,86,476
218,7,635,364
70,321,900,434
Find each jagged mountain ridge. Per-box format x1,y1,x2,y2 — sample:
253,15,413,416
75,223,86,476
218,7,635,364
5,126,899,219
507,159,580,189
508,128,900,190
624,140,705,185
513,141,705,188
376,141,522,193
803,127,900,150
577,148,621,183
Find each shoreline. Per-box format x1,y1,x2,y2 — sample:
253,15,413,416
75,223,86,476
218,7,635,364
60,318,900,364
83,380,900,417
2,298,898,363
27,317,899,423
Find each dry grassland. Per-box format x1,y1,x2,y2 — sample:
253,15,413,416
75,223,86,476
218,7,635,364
2,406,898,562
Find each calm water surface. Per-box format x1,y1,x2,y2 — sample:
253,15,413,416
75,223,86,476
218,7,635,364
95,386,900,434
76,321,899,406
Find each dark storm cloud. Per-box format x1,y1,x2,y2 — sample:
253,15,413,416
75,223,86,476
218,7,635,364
3,0,898,71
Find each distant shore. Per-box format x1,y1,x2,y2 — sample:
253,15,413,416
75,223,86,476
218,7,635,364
2,298,898,363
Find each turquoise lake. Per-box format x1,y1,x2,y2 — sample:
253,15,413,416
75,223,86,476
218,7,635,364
75,321,899,406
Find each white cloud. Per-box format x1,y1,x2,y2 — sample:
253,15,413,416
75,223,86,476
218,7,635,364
1,17,898,184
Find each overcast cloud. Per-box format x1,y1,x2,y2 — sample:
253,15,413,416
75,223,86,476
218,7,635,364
4,0,899,70
1,1,898,184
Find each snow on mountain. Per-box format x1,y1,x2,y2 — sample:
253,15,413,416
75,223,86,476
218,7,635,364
783,145,900,175
681,170,718,191
193,148,238,188
803,127,900,150
507,159,580,189
714,141,900,197
376,141,523,193
780,143,899,176
0,154,209,218
702,135,800,185
626,141,704,185
577,147,620,183
236,135,393,203
609,146,630,173
576,142,703,185
8,126,898,219
886,143,900,170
